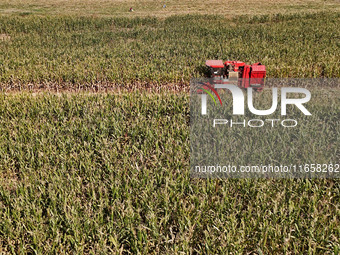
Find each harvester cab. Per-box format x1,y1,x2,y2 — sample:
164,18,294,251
205,60,225,81
205,59,266,91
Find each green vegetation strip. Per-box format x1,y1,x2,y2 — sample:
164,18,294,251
0,12,339,88
0,92,338,253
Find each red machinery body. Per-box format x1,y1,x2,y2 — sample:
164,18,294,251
205,60,266,91
224,61,245,72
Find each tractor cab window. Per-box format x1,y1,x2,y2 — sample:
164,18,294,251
211,67,223,77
